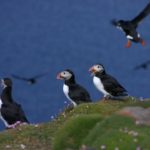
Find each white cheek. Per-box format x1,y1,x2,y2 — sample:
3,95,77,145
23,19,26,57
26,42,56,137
1,80,7,89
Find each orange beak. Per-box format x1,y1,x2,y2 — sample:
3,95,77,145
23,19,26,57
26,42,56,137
56,73,63,80
89,66,97,74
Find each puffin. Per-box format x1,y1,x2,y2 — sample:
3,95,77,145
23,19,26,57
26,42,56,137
111,2,150,48
134,60,150,70
0,78,29,129
11,72,49,85
57,69,92,107
89,64,128,99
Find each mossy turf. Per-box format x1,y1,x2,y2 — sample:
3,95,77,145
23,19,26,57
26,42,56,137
0,98,150,150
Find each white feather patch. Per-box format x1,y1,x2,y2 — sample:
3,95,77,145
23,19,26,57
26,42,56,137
126,35,133,40
0,98,9,127
0,99,2,109
63,84,77,107
93,76,110,97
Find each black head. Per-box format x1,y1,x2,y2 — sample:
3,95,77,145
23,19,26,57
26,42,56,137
57,69,75,81
1,78,12,88
118,20,125,25
111,19,125,27
28,79,36,84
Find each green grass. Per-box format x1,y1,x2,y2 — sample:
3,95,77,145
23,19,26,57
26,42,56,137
53,114,102,150
83,115,150,150
0,98,150,150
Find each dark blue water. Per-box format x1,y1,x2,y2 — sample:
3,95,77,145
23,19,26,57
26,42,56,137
0,0,150,130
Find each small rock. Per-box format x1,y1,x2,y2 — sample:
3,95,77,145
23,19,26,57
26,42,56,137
20,144,26,149
133,138,138,143
100,145,106,150
128,130,138,137
118,107,150,126
80,145,96,150
5,145,11,149
34,124,39,127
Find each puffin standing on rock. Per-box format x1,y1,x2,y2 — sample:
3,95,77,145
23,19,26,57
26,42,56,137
111,2,150,48
89,64,128,100
57,69,92,107
0,78,29,129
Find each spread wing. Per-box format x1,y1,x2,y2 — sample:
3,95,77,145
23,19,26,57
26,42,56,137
12,72,49,81
33,72,49,79
11,74,29,81
131,3,150,25
134,60,150,70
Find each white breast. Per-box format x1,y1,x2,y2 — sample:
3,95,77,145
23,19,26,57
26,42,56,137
93,76,110,97
63,84,77,107
0,99,9,127
0,98,2,109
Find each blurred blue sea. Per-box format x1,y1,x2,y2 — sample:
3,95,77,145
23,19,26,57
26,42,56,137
0,0,150,130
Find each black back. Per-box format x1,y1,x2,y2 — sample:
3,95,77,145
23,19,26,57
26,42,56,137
1,80,29,125
68,84,91,104
65,75,92,104
1,103,29,125
95,72,127,96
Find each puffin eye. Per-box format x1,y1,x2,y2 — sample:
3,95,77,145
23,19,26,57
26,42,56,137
63,72,66,75
97,66,100,68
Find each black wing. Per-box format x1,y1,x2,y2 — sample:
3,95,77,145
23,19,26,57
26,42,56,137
134,60,150,70
12,72,48,81
103,74,127,96
131,3,150,25
11,74,29,81
1,103,29,125
32,72,49,79
68,84,92,104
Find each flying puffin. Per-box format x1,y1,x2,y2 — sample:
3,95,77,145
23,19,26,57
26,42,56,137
134,60,150,70
111,2,150,48
89,64,128,99
0,78,29,129
11,72,49,85
57,69,92,107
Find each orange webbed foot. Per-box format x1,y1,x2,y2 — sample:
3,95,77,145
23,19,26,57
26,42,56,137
125,40,131,48
141,39,145,46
